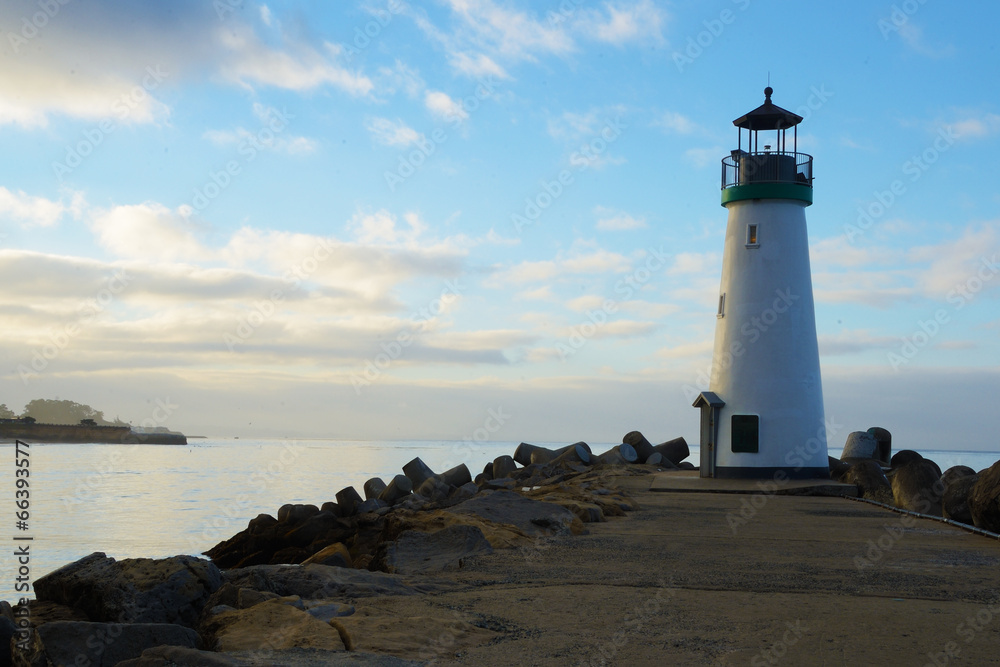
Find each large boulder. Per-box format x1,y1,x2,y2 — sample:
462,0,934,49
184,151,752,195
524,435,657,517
942,473,979,525
840,431,879,461
450,490,584,537
31,553,222,629
379,525,493,574
891,460,944,514
968,460,1000,532
201,599,345,651
841,460,893,504
23,621,198,667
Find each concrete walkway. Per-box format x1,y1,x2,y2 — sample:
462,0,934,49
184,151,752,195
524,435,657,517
367,471,1000,666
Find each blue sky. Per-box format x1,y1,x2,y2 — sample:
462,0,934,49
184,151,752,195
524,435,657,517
1,0,998,450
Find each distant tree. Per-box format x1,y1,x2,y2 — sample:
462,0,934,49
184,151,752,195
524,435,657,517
21,399,114,425
80,419,97,426
21,416,36,424
0,403,15,419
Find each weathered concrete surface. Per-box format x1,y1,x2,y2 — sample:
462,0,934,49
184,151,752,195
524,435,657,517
363,472,1000,665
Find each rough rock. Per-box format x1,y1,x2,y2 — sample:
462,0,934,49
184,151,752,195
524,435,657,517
942,473,979,525
968,460,1000,532
841,460,893,504
451,490,584,537
376,508,531,553
380,525,493,574
301,542,353,568
23,621,198,667
115,645,249,666
840,431,879,461
331,607,496,658
222,563,460,599
201,599,345,651
31,553,222,629
891,460,944,515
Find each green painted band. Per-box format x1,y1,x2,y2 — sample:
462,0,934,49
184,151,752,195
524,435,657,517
721,183,813,206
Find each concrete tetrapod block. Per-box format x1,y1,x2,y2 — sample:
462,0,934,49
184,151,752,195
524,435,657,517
378,474,413,505
492,455,518,479
841,431,879,461
529,447,558,465
653,437,689,465
513,442,549,466
867,426,892,464
402,457,437,488
595,443,637,465
363,477,387,501
623,431,655,462
555,441,592,455
334,487,363,516
552,443,591,466
438,463,472,488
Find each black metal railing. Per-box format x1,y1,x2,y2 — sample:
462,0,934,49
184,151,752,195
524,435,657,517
722,151,812,189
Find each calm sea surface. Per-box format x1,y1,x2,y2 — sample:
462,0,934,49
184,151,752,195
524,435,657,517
2,438,997,603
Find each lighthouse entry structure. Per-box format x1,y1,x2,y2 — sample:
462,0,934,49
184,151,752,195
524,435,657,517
694,87,829,479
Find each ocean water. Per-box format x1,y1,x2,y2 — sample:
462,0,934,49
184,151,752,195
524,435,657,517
1,438,997,603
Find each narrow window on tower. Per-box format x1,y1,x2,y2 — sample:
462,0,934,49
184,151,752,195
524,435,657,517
717,293,725,318
746,224,759,248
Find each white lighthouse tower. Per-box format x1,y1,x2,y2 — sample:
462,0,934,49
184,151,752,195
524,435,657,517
693,87,829,479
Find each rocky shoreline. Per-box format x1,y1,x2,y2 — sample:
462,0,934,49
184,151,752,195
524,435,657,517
4,429,999,665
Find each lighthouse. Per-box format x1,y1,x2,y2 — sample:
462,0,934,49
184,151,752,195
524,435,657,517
693,87,829,479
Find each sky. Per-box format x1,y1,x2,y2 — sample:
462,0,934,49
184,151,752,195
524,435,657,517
0,0,998,450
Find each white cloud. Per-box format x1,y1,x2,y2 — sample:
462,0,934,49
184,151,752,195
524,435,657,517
655,111,700,135
218,27,373,95
202,103,317,154
684,146,724,169
898,22,955,59
90,202,213,262
448,52,510,79
365,117,421,147
575,0,666,46
425,90,468,122
260,5,273,26
950,113,1000,141
347,209,428,245
0,188,82,228
595,206,646,231
442,0,576,60
909,222,1000,299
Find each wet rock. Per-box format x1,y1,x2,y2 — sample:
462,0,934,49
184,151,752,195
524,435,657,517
891,459,944,514
32,553,221,629
201,599,346,651
841,460,893,504
942,473,979,525
969,460,1000,532
840,431,878,461
25,621,198,667
380,525,493,574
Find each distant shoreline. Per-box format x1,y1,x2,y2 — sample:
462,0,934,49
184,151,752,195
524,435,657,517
0,420,187,445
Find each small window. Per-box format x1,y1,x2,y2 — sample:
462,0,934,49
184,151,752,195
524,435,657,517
717,293,725,318
746,224,759,247
731,414,759,453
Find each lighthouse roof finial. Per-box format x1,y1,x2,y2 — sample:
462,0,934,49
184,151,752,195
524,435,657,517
732,86,802,131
